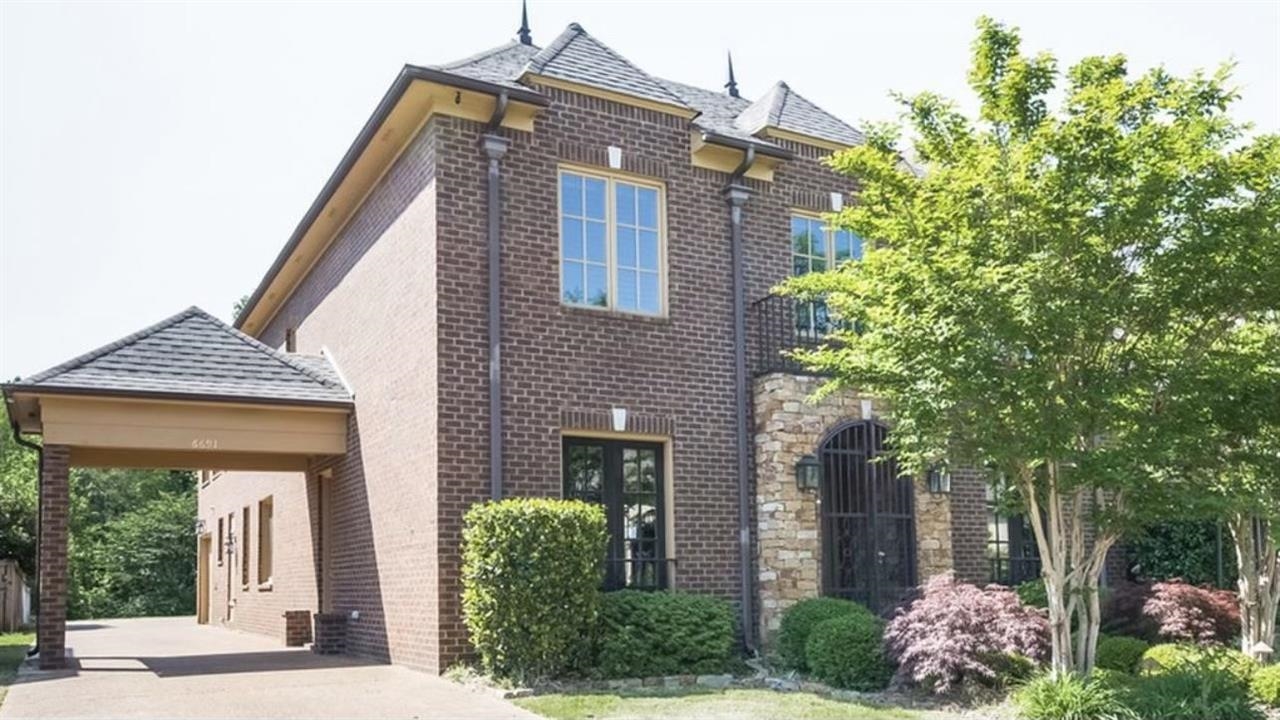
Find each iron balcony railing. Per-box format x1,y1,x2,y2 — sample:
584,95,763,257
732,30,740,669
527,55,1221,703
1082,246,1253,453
752,293,837,376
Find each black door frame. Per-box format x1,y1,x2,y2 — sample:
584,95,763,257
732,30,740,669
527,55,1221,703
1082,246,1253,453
818,420,918,612
561,436,667,590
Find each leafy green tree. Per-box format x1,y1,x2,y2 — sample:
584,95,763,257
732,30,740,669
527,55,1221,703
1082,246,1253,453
1154,319,1280,662
785,18,1280,674
69,489,196,619
0,403,37,577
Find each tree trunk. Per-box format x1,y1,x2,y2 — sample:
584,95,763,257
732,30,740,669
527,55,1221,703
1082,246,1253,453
1231,513,1278,664
1018,463,1117,675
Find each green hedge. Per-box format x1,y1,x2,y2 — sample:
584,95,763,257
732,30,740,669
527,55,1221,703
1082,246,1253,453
593,586,737,676
777,597,874,670
804,613,893,691
461,498,607,684
1252,664,1280,708
1096,635,1150,674
596,590,736,678
1140,644,1258,690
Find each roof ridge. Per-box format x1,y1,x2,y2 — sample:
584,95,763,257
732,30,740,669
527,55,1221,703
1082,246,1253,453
524,23,581,74
769,81,790,126
18,306,203,385
189,309,345,390
524,23,688,109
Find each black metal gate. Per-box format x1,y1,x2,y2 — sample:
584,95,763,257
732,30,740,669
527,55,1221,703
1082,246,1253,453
819,421,917,613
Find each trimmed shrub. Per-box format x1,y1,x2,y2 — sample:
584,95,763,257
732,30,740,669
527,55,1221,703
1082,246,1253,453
1012,672,1136,720
596,590,736,679
804,612,893,691
1095,635,1150,674
1017,579,1049,609
884,574,1048,693
1140,644,1258,690
461,498,608,683
1103,580,1240,644
1251,664,1280,707
1125,666,1263,720
776,597,873,671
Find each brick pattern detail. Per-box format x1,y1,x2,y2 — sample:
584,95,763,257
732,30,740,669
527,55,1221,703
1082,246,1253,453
38,444,71,670
560,408,675,436
311,612,348,655
284,610,312,647
197,472,320,641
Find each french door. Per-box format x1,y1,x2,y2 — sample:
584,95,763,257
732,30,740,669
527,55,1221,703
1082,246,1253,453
562,437,666,590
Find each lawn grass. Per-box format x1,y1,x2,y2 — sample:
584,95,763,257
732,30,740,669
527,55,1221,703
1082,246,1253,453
0,632,34,707
514,687,936,720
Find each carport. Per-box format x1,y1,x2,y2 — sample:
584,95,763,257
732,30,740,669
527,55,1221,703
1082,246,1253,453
2,307,353,669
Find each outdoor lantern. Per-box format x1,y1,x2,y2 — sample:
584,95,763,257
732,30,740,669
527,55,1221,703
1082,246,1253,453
927,464,952,494
795,454,821,492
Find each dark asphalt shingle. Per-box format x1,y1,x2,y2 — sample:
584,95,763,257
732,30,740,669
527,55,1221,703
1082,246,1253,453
523,23,690,109
737,81,865,148
12,307,352,406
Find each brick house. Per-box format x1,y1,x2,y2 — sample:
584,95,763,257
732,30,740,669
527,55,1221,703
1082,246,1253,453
5,16,1115,673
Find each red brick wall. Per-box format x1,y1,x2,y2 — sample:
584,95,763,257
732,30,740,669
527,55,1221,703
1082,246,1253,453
213,82,1002,672
197,472,319,640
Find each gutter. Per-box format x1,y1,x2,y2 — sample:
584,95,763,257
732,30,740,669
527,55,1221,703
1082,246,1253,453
701,131,793,161
235,67,547,333
725,146,756,652
7,414,42,658
483,93,512,501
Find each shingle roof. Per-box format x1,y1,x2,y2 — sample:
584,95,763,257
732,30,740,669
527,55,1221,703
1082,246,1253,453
657,78,783,151
9,307,352,407
736,81,864,147
436,41,541,91
522,23,690,110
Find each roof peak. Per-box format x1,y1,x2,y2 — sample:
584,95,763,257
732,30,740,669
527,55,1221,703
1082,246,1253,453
6,306,352,407
523,23,690,110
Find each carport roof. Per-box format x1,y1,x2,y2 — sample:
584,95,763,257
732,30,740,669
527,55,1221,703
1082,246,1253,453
4,306,353,408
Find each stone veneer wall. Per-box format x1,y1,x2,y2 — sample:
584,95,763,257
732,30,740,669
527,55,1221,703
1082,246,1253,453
753,373,955,644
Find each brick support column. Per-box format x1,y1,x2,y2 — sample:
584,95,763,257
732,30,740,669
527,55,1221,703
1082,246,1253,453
38,444,71,670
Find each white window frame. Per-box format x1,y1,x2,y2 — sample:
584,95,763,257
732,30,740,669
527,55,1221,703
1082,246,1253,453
557,166,667,317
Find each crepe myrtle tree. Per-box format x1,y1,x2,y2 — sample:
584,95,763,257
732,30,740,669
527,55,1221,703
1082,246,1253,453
782,18,1280,674
1154,319,1280,663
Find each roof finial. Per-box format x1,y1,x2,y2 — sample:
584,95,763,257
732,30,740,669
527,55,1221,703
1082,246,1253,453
518,0,533,46
725,51,739,98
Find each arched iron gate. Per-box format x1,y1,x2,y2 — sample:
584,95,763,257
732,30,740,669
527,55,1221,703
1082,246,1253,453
819,420,917,613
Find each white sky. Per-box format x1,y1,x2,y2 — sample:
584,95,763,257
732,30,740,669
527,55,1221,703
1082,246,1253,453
2,0,1277,379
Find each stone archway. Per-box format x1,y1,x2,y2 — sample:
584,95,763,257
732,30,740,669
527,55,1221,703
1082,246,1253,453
753,373,954,644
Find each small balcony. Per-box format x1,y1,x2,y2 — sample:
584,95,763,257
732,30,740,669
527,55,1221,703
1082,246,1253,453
751,293,836,376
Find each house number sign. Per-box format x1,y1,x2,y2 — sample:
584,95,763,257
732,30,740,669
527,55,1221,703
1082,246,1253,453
191,438,219,450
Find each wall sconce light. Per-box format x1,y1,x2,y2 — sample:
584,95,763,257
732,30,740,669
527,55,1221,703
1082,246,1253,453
193,519,206,536
795,454,821,492
611,407,628,432
927,464,952,494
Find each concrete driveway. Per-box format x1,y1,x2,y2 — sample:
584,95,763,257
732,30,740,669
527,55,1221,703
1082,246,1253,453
1,618,537,719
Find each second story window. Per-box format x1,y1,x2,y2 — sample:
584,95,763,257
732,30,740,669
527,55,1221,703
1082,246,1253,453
560,169,664,315
791,214,863,337
790,214,862,277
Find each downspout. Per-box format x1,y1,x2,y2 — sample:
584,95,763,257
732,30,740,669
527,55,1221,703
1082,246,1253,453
483,92,511,501
725,146,756,652
9,417,42,658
